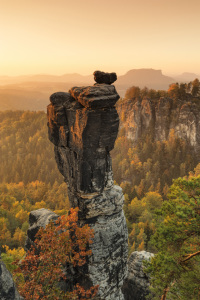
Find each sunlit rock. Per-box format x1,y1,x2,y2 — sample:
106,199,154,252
47,74,128,300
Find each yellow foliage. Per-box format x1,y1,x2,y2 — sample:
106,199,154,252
129,227,136,238
137,228,145,243
138,240,145,251
33,201,46,209
3,245,25,261
13,201,20,208
164,216,171,223
15,210,29,223
54,209,68,216
130,241,136,253
138,222,145,229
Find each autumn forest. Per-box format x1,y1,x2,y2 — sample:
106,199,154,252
0,80,200,299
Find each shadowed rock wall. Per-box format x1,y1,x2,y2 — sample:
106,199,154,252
47,76,128,299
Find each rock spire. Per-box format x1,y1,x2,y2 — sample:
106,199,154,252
47,72,128,299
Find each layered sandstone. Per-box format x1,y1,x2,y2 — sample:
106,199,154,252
47,73,128,299
117,97,200,152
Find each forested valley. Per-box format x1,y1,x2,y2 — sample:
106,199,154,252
0,80,200,299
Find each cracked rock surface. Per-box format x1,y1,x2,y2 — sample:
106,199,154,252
122,251,154,300
47,79,128,299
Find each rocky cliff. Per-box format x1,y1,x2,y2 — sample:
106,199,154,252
47,71,128,299
117,96,200,153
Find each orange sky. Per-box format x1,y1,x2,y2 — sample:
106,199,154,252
1,0,200,76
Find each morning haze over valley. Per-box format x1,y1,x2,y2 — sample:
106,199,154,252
0,69,200,111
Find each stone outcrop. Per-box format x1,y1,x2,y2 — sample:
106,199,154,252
122,251,154,300
25,208,59,251
117,97,200,152
0,257,23,300
93,71,117,85
47,74,128,299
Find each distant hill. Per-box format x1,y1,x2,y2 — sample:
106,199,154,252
0,73,93,85
115,69,175,96
0,69,176,111
0,81,94,111
0,73,94,111
174,72,200,83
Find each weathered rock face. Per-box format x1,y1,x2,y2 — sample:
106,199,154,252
122,251,154,300
25,208,59,251
93,71,117,85
47,78,128,299
0,258,23,300
117,96,200,152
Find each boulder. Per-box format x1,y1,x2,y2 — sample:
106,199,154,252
25,208,59,251
0,259,23,300
122,251,154,300
93,70,117,85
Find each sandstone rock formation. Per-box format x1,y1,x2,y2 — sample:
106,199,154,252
122,251,154,300
25,208,59,251
47,75,128,299
0,256,23,300
117,97,200,152
93,71,117,85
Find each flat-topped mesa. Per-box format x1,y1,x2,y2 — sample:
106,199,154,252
47,73,128,300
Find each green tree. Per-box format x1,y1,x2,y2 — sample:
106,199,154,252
191,78,200,97
168,83,180,99
146,176,200,300
125,86,141,100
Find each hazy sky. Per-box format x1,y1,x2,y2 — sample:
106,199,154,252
1,0,200,76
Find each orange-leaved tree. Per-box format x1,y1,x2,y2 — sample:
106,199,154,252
15,208,98,300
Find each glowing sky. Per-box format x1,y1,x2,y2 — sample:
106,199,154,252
1,0,200,76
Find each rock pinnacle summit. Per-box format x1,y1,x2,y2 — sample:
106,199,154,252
47,71,128,299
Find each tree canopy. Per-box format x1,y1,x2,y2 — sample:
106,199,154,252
146,176,200,299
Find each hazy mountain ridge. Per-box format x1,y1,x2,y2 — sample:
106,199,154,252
174,72,200,82
0,68,199,111
0,73,93,85
115,69,175,96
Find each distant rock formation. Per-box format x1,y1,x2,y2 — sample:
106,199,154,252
47,74,128,299
0,68,175,111
0,257,23,300
122,251,154,300
115,69,174,96
117,96,200,153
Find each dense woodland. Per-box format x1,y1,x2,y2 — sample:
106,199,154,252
0,80,200,299
0,111,63,184
0,91,199,252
